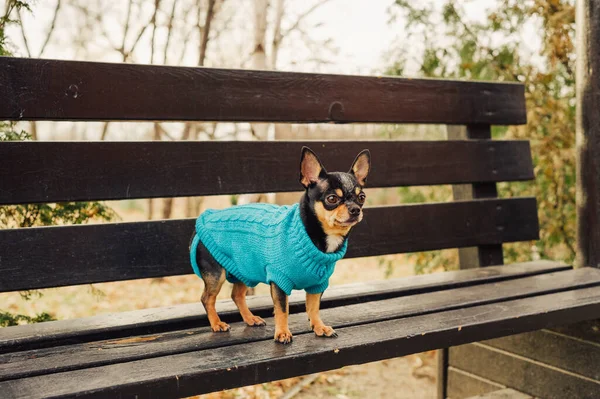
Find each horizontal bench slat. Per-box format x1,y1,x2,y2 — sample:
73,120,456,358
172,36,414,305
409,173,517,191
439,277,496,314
2,285,599,399
481,329,600,381
2,267,597,381
447,368,506,398
0,141,534,205
450,343,600,399
0,58,526,124
0,261,567,353
0,198,539,292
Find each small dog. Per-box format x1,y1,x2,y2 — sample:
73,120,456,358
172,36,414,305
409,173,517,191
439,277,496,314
189,146,370,344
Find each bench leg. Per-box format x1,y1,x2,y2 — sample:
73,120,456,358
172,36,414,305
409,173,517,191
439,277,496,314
231,282,266,326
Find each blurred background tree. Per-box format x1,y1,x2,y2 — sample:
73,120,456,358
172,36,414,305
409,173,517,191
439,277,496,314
387,0,576,272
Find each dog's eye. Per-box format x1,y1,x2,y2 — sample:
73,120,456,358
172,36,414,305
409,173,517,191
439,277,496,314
326,195,340,205
357,193,366,204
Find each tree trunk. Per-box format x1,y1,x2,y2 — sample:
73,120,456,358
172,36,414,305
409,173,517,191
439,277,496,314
238,0,271,213
239,0,271,296
29,121,37,140
250,0,270,141
576,0,600,268
271,0,285,69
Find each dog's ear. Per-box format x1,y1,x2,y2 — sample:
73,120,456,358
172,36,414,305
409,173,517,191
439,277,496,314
300,146,327,188
349,149,371,187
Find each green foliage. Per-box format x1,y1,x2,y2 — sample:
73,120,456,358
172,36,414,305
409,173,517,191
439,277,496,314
0,1,31,56
389,0,576,273
0,200,116,228
0,311,54,327
0,123,29,141
0,130,116,326
0,131,117,228
1,2,116,325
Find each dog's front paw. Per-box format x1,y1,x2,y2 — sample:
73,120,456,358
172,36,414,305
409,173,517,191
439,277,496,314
211,321,231,332
244,315,266,327
274,328,293,344
312,323,338,338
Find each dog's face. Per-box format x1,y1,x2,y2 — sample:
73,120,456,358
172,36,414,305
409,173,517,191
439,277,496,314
299,147,371,236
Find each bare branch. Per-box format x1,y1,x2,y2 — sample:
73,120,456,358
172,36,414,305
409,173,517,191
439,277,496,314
163,0,179,64
100,122,110,140
157,124,176,140
16,8,32,57
271,0,285,68
281,0,333,38
38,0,63,57
118,0,134,61
149,0,161,64
180,123,192,140
199,0,217,66
126,11,157,61
251,0,269,71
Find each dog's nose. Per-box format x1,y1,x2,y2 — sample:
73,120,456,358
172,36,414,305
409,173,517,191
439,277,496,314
349,207,360,216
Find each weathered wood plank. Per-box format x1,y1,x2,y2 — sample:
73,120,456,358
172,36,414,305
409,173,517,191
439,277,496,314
0,198,540,292
0,57,526,124
447,125,504,268
576,0,600,269
2,285,600,399
481,329,600,381
465,388,533,399
2,267,595,381
449,343,600,399
447,368,505,399
0,261,567,353
443,123,503,399
0,141,534,205
551,319,600,344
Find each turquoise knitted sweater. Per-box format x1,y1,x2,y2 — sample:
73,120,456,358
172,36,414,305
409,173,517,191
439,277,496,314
189,203,348,295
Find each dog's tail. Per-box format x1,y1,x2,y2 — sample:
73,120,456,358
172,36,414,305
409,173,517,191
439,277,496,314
189,233,202,278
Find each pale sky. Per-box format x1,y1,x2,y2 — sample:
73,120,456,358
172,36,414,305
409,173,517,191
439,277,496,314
4,0,542,141
7,0,511,76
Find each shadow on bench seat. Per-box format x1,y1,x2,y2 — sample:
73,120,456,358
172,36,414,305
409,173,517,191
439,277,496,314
2,262,600,398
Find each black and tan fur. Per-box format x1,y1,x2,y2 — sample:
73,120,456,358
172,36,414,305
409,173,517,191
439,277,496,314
190,146,371,344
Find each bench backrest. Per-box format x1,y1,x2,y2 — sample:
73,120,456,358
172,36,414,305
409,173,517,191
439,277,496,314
0,57,537,293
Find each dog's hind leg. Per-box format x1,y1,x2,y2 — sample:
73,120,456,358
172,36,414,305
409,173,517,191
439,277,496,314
201,268,229,332
195,240,230,332
231,282,266,327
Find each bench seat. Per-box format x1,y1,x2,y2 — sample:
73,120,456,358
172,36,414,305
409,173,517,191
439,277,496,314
2,261,600,399
2,57,598,398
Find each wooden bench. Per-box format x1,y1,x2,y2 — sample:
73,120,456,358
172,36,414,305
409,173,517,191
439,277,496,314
1,57,600,399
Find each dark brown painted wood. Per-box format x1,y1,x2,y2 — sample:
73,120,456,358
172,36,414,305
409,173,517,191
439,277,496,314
551,320,600,344
3,267,596,381
0,198,540,292
449,343,600,399
447,125,504,268
576,1,600,269
0,57,527,125
438,348,449,398
0,141,535,205
2,285,600,399
447,368,505,399
481,329,600,380
0,261,567,353
441,124,503,398
466,388,533,399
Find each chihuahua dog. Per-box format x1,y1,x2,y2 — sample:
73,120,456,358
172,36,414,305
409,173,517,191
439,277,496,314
189,147,370,344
